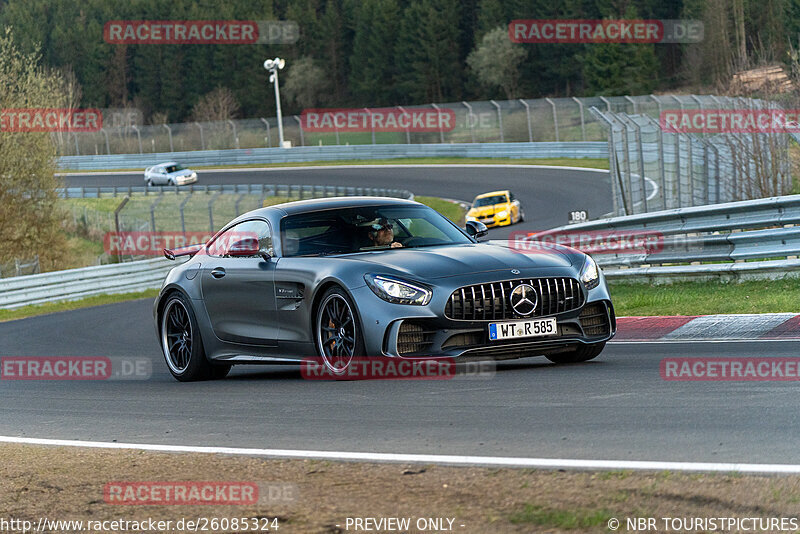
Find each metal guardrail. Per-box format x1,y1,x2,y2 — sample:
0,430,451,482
59,183,414,200
532,195,800,282
57,142,608,171
0,258,175,309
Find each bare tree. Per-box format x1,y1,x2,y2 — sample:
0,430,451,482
191,87,240,122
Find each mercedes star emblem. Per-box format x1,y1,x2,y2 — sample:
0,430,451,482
509,283,537,316
511,269,521,274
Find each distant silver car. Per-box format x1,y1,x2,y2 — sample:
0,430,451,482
144,162,198,186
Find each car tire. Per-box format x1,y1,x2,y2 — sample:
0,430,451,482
545,342,605,364
169,178,176,186
160,292,221,381
314,286,365,377
519,209,526,223
146,178,153,187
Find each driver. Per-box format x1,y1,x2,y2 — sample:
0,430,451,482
362,217,403,248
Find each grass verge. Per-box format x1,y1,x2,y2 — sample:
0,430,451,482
0,289,158,323
608,279,800,316
58,157,610,173
3,443,800,534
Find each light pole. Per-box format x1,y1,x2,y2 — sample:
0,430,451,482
264,57,286,147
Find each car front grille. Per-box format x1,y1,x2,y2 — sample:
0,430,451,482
445,278,584,321
579,302,611,337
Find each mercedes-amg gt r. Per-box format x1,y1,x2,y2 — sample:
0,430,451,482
154,197,615,381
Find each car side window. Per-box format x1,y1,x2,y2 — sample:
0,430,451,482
207,220,272,258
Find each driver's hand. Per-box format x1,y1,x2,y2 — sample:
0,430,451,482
391,242,403,248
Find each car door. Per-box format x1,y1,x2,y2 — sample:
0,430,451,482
200,219,278,346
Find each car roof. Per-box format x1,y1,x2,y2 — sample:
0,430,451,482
156,161,178,167
475,190,510,199
235,196,420,221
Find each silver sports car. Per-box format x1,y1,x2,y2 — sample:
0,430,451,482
154,197,616,381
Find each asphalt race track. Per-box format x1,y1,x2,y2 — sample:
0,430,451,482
61,165,614,238
4,165,793,465
2,299,800,463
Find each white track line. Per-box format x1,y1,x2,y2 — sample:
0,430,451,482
1,436,798,473
58,164,611,177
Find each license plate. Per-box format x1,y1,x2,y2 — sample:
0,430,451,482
488,317,557,341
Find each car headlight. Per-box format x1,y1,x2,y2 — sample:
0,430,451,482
497,210,508,219
580,255,600,290
364,274,431,305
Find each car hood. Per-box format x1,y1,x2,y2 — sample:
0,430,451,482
169,169,195,177
339,241,577,279
468,204,507,216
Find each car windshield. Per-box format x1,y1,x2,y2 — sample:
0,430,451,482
473,195,507,207
164,164,185,173
280,205,471,257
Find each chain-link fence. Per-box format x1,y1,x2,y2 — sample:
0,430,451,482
590,96,793,216
60,185,413,263
57,94,741,155
0,257,40,278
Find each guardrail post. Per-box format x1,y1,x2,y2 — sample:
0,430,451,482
150,194,164,233
227,119,240,149
100,128,111,154
545,98,559,141
649,94,662,117
131,125,143,154
162,124,174,152
599,96,611,112
179,193,192,235
590,107,628,216
643,115,668,211
624,95,638,114
489,100,503,143
208,192,222,232
114,196,130,262
293,115,304,146
397,106,411,144
363,108,375,144
519,99,533,142
260,118,271,147
431,103,445,143
463,101,477,143
235,193,246,216
73,132,80,155
194,122,205,150
572,97,586,141
619,115,647,212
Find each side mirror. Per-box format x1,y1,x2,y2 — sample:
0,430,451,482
228,237,261,257
465,220,488,240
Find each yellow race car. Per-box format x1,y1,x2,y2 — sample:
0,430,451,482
465,190,525,228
